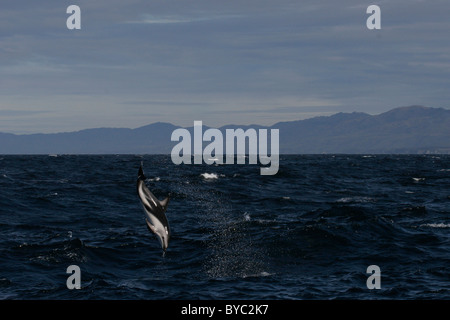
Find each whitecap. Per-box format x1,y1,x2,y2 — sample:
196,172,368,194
242,271,272,279
412,177,425,182
337,196,374,203
420,223,450,228
201,173,218,179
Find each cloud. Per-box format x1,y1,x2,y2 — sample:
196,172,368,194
127,14,242,24
120,100,211,107
0,109,49,117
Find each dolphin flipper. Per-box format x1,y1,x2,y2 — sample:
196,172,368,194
160,197,170,212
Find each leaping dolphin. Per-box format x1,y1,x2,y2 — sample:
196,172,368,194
136,163,171,253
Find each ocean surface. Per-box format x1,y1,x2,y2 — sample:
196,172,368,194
0,155,449,300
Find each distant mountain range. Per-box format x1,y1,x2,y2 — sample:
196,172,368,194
1,106,449,154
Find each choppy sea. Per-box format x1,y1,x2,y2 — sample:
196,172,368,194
0,155,449,300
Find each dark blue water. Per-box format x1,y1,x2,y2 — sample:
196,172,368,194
0,155,449,299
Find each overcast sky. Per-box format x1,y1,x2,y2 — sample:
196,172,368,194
1,0,450,133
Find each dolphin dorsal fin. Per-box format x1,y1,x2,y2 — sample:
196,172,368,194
160,197,170,211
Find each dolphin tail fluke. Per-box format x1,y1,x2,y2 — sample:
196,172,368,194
138,162,146,180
